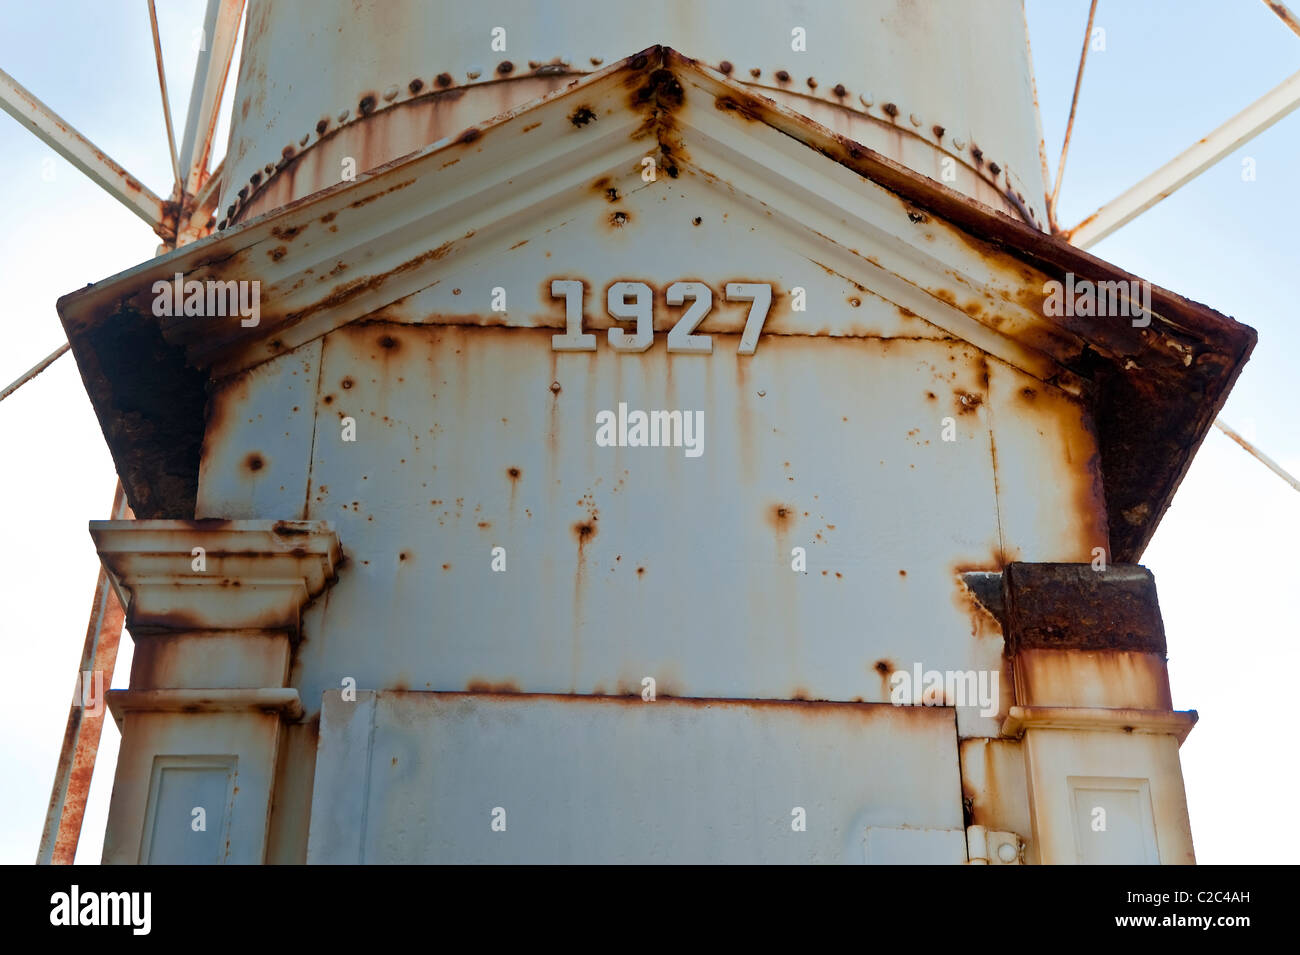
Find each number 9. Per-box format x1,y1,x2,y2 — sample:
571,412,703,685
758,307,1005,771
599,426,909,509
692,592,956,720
607,282,654,352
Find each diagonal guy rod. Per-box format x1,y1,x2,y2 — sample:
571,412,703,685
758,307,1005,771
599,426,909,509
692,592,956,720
148,0,184,193
1049,0,1098,224
0,67,172,238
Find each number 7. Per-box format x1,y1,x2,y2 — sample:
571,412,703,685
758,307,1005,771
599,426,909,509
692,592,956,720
726,283,772,355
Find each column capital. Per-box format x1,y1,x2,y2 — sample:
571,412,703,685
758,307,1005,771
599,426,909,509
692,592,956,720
90,519,342,635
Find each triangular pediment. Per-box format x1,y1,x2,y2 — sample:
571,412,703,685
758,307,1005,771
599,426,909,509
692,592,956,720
59,47,1254,560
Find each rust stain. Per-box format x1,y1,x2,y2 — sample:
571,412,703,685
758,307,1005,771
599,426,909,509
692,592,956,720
569,105,597,127
466,679,521,694
766,503,796,534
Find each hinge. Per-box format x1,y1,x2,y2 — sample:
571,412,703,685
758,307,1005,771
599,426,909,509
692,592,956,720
966,824,1024,865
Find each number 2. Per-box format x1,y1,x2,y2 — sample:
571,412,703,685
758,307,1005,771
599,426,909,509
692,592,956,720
666,282,712,354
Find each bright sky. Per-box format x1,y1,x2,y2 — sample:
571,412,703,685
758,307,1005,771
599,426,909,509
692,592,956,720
0,1,1296,865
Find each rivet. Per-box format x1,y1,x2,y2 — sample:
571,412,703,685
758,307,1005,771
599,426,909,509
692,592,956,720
299,133,309,146
337,109,349,123
859,92,874,107
383,85,399,101
997,842,1017,863
590,56,603,66
952,137,965,149
467,67,482,79
910,112,922,127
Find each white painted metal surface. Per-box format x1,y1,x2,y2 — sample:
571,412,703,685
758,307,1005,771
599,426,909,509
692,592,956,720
51,16,1255,866
307,691,966,863
224,0,1049,226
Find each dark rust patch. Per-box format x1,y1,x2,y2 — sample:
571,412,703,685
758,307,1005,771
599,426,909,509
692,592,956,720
497,61,514,75
435,72,453,87
408,78,424,94
569,105,597,126
268,246,287,262
244,452,265,472
358,93,377,115
632,68,684,109
1003,563,1166,654
455,127,482,145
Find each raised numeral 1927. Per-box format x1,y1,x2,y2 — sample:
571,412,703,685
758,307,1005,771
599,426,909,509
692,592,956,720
550,280,773,355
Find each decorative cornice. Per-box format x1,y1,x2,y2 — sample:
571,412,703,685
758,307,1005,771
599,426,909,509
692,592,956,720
1002,705,1197,745
90,520,341,634
106,688,305,727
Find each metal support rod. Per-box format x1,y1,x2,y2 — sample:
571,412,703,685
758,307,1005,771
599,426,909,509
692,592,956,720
176,156,225,244
37,484,132,865
1215,419,1300,492
1262,0,1300,38
148,0,184,192
1065,68,1300,248
0,68,173,238
178,0,245,197
1049,0,1098,224
0,342,70,405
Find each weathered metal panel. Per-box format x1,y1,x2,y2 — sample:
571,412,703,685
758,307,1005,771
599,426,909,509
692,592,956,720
197,340,323,520
983,359,1109,564
228,0,1048,225
959,737,1035,863
293,325,1006,719
307,691,965,863
1020,728,1195,864
102,710,281,864
1013,649,1173,711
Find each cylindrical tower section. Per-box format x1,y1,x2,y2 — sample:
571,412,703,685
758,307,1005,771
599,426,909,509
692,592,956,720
222,0,1048,228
